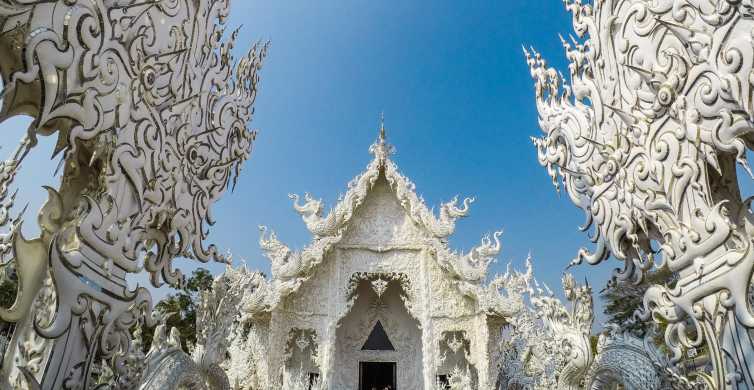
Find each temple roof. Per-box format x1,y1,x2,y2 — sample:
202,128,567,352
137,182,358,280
257,120,502,303
285,121,474,240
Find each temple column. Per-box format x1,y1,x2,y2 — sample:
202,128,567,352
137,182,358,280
420,248,435,390
267,312,286,388
475,315,491,390
320,250,342,389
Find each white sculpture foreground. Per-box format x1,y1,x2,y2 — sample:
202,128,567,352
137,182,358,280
0,1,266,388
527,0,754,388
0,0,714,388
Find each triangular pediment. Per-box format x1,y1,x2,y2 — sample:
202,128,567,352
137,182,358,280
339,173,427,247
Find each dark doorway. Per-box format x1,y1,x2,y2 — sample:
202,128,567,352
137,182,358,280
307,373,319,390
436,375,450,389
359,361,396,390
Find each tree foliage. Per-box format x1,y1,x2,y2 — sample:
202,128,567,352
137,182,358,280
601,267,674,334
0,269,17,309
141,268,214,352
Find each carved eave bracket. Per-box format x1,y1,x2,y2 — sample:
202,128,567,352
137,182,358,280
259,225,337,280
433,230,502,285
383,159,474,239
288,156,381,238
480,256,533,318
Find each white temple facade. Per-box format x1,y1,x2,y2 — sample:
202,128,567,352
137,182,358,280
238,123,516,390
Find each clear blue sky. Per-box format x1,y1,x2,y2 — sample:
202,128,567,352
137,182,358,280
17,1,749,327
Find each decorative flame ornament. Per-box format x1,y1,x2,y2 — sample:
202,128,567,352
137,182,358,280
370,277,389,300
527,0,754,388
0,1,267,388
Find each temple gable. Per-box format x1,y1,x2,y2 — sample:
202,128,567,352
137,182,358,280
339,174,428,248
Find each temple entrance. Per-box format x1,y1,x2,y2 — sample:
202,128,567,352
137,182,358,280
359,362,396,390
332,274,423,388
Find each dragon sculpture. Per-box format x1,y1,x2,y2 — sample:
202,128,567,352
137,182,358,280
0,0,267,388
492,265,594,390
531,274,594,390
527,0,754,387
434,230,503,283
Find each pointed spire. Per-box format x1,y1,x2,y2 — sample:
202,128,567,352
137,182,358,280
379,111,386,142
369,111,395,162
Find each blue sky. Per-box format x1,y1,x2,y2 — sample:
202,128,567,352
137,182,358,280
212,1,614,317
12,1,735,326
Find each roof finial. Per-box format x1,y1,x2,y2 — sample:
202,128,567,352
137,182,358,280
369,111,394,161
379,111,386,142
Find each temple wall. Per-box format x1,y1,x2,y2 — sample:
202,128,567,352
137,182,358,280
425,256,476,318
268,262,335,387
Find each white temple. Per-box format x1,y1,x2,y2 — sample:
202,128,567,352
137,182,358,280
1,0,743,388
238,122,513,389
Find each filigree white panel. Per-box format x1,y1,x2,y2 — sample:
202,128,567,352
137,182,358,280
526,0,754,387
0,0,267,388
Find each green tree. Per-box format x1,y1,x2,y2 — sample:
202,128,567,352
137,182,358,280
601,267,674,334
0,270,17,309
141,268,214,352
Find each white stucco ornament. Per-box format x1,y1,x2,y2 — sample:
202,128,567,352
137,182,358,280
370,277,389,300
527,0,754,388
243,124,508,389
0,1,267,388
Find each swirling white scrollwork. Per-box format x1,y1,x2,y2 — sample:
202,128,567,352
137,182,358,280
492,265,595,390
141,266,268,390
0,1,267,388
527,0,754,388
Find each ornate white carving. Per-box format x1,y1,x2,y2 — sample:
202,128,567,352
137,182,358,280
2,273,56,388
436,365,474,390
446,334,465,354
140,265,267,390
288,126,474,242
527,0,754,387
225,321,271,390
295,334,310,352
493,267,594,390
587,325,665,390
432,230,502,283
370,277,389,299
0,0,267,388
532,274,594,390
